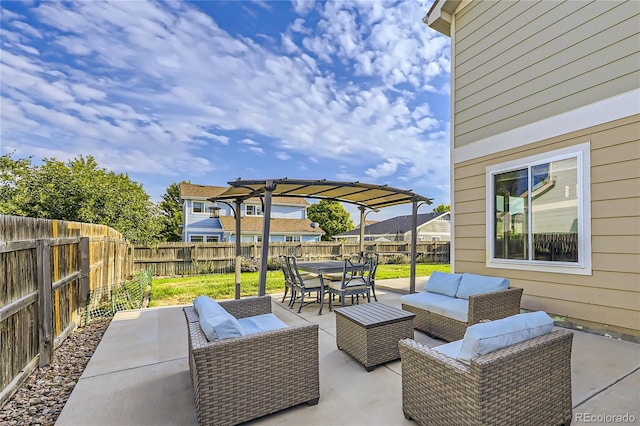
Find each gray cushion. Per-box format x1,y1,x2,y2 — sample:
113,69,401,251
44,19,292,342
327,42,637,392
455,273,509,300
301,277,323,289
427,298,469,323
238,313,287,335
199,312,245,342
424,271,463,297
456,311,554,364
400,291,451,310
432,340,463,359
193,295,245,341
193,295,226,318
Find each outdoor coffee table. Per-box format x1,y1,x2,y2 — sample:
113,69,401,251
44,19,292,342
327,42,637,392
334,302,415,371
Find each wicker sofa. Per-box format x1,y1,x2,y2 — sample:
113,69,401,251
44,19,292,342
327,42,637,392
400,271,523,342
399,314,573,426
183,296,320,425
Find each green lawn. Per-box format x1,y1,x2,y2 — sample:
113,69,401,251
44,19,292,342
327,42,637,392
148,263,450,307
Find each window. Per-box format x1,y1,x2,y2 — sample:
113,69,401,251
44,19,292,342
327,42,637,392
245,205,263,216
431,236,441,242
192,201,204,213
285,235,301,242
205,236,219,242
486,143,591,275
190,235,204,242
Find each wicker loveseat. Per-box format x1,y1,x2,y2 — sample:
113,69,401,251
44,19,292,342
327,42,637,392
399,313,573,426
184,296,320,425
400,271,523,342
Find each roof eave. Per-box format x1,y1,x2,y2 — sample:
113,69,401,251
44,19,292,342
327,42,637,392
424,0,460,37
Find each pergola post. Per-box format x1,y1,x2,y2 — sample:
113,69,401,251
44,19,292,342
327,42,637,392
410,199,418,294
234,199,242,299
359,206,366,257
258,180,275,296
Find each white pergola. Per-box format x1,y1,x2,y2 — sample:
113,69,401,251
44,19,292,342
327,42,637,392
210,178,433,298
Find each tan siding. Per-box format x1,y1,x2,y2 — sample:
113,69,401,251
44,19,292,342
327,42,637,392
455,224,485,239
592,179,640,203
522,280,639,313
456,2,628,91
453,0,639,147
453,116,640,336
524,295,640,333
592,159,640,183
592,198,640,219
457,39,640,123
592,216,640,236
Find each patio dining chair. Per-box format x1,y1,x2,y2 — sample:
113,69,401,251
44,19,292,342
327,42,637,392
366,253,379,302
327,257,372,311
280,255,296,307
288,255,324,313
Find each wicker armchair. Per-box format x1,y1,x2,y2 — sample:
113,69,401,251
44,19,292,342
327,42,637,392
402,287,524,342
184,296,320,425
399,328,573,426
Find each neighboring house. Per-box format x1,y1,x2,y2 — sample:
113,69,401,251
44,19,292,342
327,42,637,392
179,183,323,243
334,212,451,242
426,1,639,340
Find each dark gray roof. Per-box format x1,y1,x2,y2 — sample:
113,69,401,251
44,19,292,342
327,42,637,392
336,212,448,237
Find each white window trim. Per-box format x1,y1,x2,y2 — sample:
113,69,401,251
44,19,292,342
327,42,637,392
190,235,204,242
192,201,206,214
485,142,592,275
245,204,263,216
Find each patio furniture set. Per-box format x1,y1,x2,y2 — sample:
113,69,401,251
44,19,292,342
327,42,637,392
183,267,573,426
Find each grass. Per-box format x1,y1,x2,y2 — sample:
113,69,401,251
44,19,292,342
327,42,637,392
148,263,450,307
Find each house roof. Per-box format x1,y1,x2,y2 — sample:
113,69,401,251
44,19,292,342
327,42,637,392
180,183,309,206
335,212,448,237
212,178,432,210
218,216,323,235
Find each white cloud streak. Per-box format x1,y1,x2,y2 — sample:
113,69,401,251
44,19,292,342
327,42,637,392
1,0,451,201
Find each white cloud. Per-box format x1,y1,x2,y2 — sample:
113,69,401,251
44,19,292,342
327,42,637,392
1,0,451,202
291,0,315,16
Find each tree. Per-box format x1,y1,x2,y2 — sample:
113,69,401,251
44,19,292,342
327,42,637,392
0,153,31,215
157,181,186,242
307,200,354,241
432,204,450,213
0,153,161,244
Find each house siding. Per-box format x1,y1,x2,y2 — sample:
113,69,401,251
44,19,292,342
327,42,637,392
453,115,640,337
453,0,640,147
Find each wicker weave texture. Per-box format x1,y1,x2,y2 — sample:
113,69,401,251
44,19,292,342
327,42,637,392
183,301,320,425
399,329,573,426
402,287,523,342
335,306,414,370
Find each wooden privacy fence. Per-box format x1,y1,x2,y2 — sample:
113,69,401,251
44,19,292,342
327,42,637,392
0,215,129,408
131,241,451,276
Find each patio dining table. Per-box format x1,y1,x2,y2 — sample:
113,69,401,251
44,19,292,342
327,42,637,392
296,260,366,314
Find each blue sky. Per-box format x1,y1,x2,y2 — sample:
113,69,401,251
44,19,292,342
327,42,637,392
1,0,451,221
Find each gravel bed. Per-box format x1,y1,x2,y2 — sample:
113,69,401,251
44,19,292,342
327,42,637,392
0,319,111,426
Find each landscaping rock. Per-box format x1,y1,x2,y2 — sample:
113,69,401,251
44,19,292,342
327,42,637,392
0,319,110,426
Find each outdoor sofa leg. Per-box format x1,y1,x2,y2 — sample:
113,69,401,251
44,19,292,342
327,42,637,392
306,397,319,406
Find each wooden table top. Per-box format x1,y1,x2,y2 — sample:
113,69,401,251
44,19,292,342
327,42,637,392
334,303,415,328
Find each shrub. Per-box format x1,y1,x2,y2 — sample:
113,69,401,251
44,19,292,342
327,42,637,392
385,254,408,264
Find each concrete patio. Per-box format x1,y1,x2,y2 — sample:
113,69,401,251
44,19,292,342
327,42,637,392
57,279,639,426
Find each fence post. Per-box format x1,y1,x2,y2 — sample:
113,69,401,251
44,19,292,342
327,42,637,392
102,237,110,289
80,237,90,307
37,239,53,367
